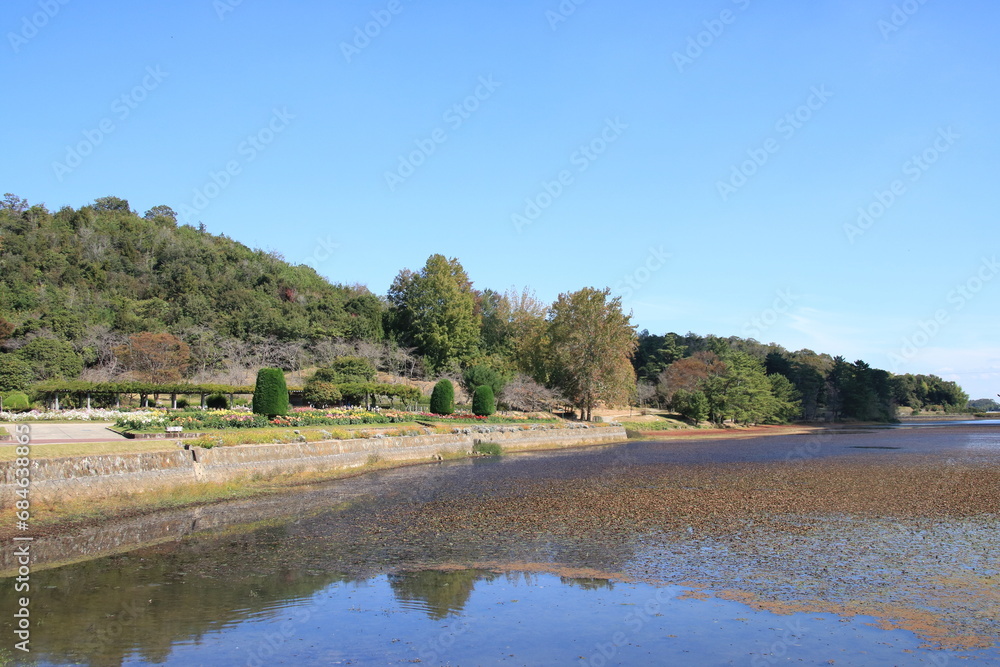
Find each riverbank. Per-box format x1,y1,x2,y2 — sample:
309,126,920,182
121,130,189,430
0,423,626,542
4,422,997,659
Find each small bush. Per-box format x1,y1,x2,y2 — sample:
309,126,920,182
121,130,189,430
176,398,190,409
472,385,495,417
206,393,229,409
472,442,503,456
2,392,31,412
252,368,289,417
429,379,455,415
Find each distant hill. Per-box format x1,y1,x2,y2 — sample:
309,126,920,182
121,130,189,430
0,194,384,347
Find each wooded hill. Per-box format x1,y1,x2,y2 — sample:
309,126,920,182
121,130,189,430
0,194,973,421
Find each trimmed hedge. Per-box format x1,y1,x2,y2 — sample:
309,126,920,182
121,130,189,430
1,392,31,412
472,385,495,417
205,393,229,409
252,368,289,417
429,379,455,415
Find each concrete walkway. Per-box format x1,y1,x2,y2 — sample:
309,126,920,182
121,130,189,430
0,422,126,444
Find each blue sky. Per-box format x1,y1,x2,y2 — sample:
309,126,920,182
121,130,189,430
3,0,997,399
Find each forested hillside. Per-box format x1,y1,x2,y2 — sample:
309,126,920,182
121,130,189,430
0,193,974,422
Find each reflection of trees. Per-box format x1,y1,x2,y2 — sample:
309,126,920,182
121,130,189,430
388,569,498,620
561,576,614,591
0,525,352,667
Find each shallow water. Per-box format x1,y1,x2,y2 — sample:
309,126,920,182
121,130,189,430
25,570,996,666
2,423,999,665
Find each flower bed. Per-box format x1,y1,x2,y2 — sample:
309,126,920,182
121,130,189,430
0,408,164,422
114,408,410,433
413,412,557,424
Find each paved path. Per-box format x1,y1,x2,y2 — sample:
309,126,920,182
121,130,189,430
0,422,126,444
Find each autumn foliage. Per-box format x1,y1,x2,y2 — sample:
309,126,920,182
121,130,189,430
114,332,191,383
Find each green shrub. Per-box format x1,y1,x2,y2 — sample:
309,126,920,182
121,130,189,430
461,365,506,399
472,385,495,416
303,381,341,408
206,393,229,409
176,398,190,409
429,379,454,415
311,356,377,384
1,392,31,412
472,442,502,456
252,368,289,417
0,355,33,392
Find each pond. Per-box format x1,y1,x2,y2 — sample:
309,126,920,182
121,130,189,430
2,423,999,665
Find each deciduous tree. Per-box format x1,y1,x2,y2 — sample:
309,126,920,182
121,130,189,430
546,287,637,421
113,332,191,383
387,255,479,373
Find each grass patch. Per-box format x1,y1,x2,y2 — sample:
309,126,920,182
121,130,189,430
619,419,689,432
472,442,503,456
0,440,176,461
0,426,8,439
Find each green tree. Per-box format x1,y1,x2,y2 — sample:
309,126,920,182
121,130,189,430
461,364,506,400
429,379,455,415
672,388,708,424
723,352,778,425
767,373,802,423
92,196,132,213
252,368,289,417
0,354,33,391
387,255,480,373
304,381,342,408
143,205,177,223
546,287,637,421
312,356,377,384
15,338,83,381
472,385,496,416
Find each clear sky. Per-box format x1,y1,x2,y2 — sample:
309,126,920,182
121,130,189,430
3,0,997,399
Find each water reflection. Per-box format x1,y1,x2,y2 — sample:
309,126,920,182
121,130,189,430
8,566,997,666
388,569,496,619
3,423,999,664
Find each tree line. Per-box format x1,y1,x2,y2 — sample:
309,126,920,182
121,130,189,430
0,193,975,421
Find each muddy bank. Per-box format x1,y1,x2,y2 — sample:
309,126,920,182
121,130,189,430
0,423,626,506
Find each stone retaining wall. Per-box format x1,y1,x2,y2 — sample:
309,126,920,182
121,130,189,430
0,425,626,504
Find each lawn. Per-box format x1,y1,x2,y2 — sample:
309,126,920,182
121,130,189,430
0,440,176,461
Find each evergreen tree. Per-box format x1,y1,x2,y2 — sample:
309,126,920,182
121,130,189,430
252,368,289,417
472,385,496,416
429,379,455,415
